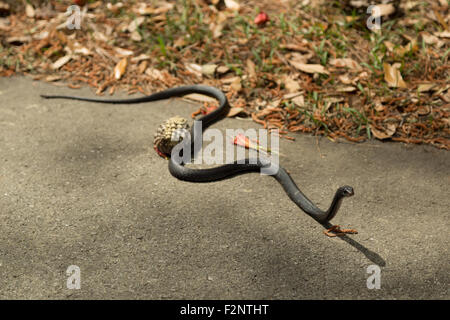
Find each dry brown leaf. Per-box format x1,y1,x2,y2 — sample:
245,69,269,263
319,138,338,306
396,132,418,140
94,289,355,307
349,1,369,8
399,40,418,56
135,5,154,15
154,2,174,15
216,66,230,74
383,63,407,89
130,31,142,42
73,44,92,56
357,71,369,80
45,75,63,82
385,123,397,137
246,59,257,79
210,12,227,38
210,23,224,38
184,94,217,103
432,9,448,30
230,77,242,92
337,86,357,92
291,62,329,75
25,4,35,18
186,63,202,77
216,11,229,24
417,84,437,93
417,106,431,116
202,64,217,76
145,68,164,81
227,107,245,117
338,74,352,85
385,40,418,57
289,52,314,64
282,75,300,93
292,94,305,107
95,47,116,61
134,2,173,15
345,16,358,23
0,19,11,32
107,2,124,14
237,38,248,45
174,37,186,47
282,92,303,100
280,43,309,52
221,76,240,84
51,55,73,70
93,31,108,42
435,31,450,38
224,0,240,11
371,4,396,17
420,32,444,48
87,1,102,9
371,124,396,140
440,90,450,103
114,58,128,80
138,61,148,74
434,84,450,96
114,47,134,57
330,58,362,71
131,54,151,63
274,92,304,107
33,31,49,40
374,99,385,112
6,36,32,44
383,40,395,52
0,2,10,14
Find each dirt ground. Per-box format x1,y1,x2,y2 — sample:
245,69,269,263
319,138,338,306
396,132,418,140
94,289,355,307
0,77,448,299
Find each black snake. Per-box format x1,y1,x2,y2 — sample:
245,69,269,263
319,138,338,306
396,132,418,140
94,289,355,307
41,85,354,224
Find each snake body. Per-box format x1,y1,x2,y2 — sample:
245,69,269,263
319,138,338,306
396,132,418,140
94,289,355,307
41,85,354,223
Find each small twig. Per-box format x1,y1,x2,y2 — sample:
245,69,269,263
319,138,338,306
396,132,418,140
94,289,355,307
324,225,358,237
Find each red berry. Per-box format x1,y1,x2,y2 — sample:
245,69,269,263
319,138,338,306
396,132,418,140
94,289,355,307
254,12,269,26
73,0,86,6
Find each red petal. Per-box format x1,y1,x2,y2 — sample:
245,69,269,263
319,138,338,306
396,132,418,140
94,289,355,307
254,12,269,25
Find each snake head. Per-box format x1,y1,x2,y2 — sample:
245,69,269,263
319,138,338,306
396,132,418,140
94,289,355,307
339,185,354,197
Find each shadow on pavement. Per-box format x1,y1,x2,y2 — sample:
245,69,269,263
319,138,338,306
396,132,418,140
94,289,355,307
322,222,386,267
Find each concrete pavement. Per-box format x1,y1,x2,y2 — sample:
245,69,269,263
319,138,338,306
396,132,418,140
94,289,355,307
0,77,448,299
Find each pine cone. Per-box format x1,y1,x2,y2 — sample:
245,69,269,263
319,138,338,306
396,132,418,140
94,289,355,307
153,116,190,157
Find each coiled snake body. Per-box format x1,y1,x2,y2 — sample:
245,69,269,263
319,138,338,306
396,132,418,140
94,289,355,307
41,85,354,224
